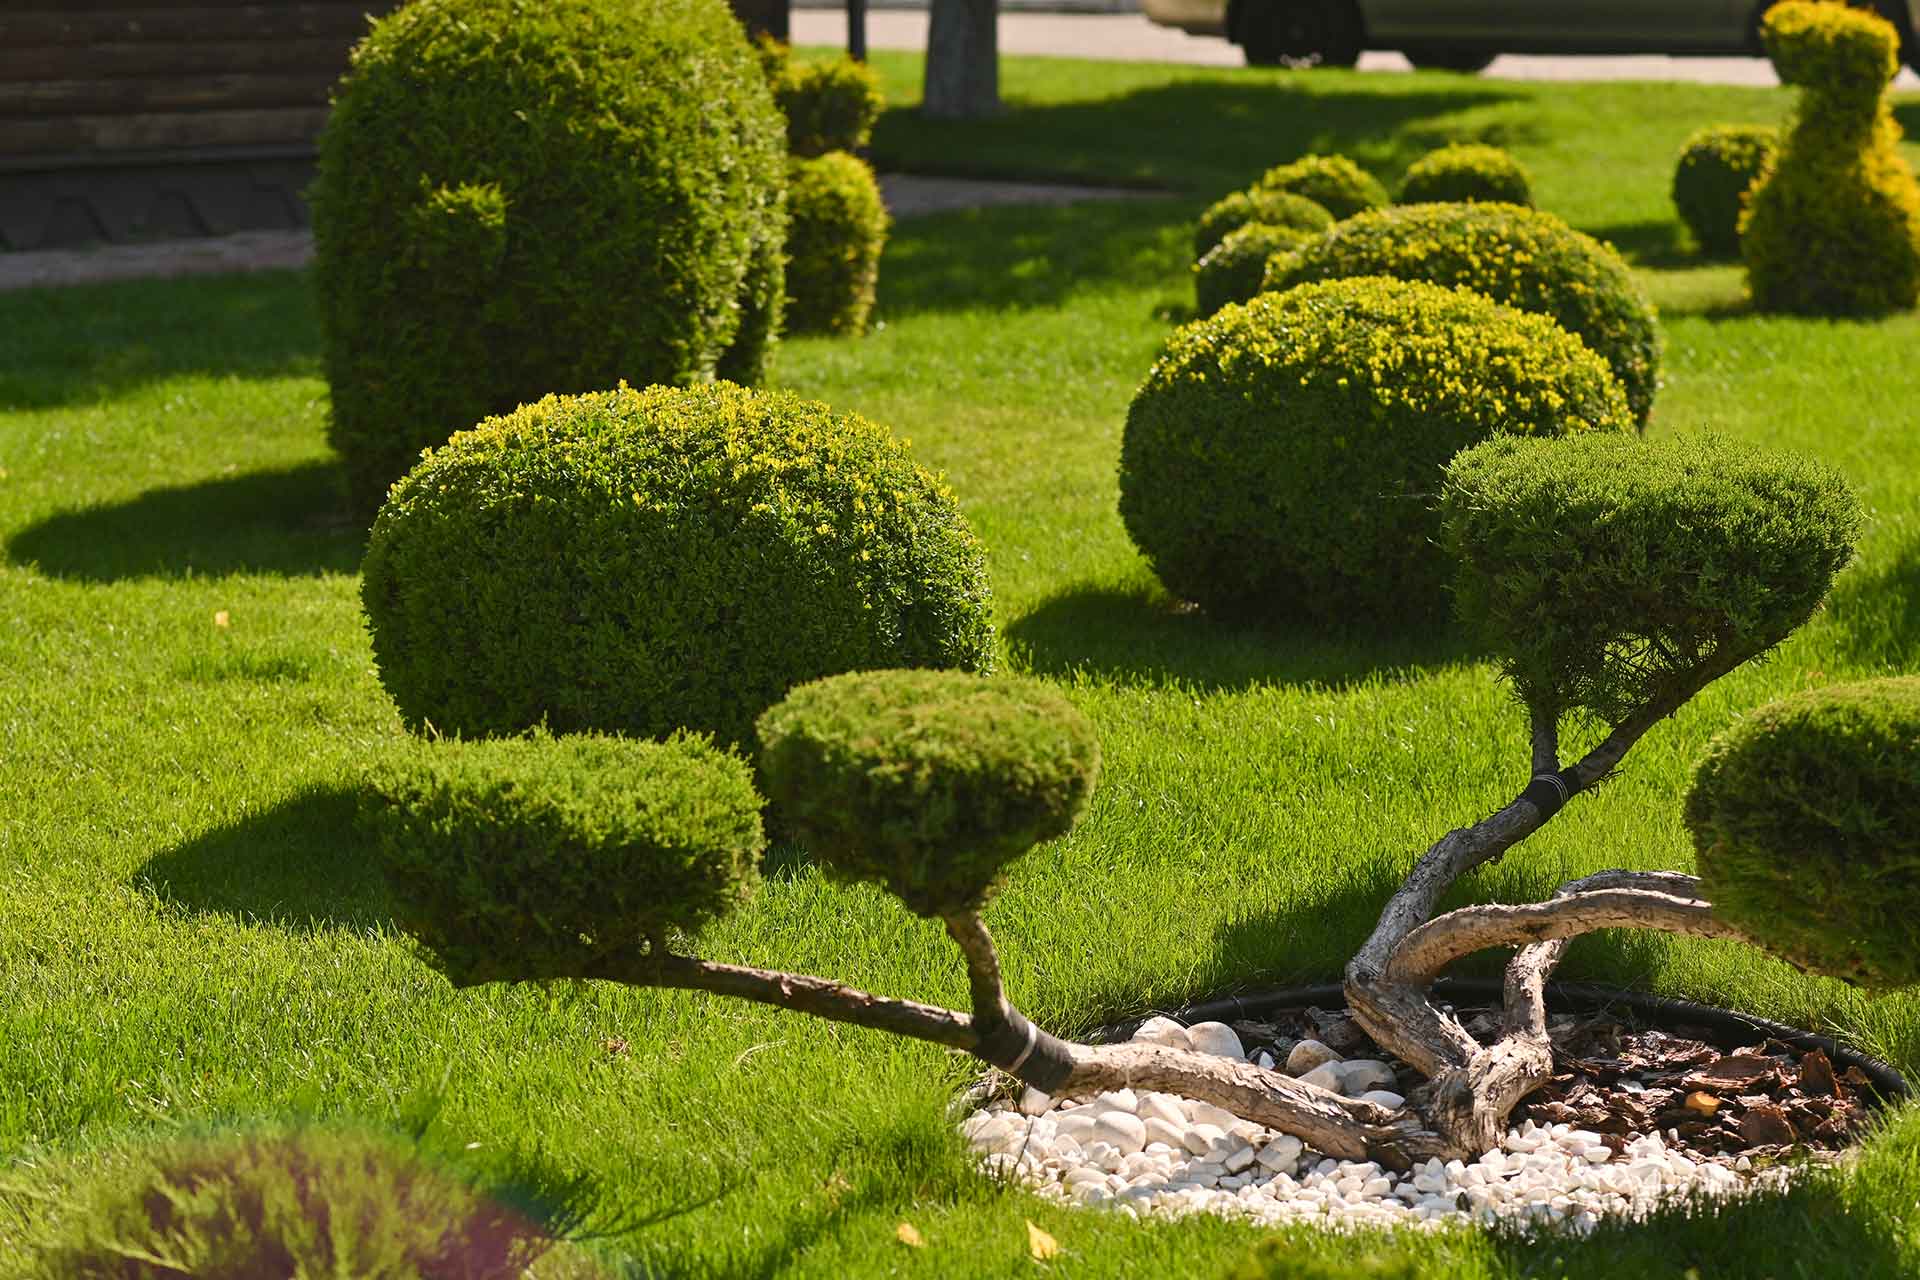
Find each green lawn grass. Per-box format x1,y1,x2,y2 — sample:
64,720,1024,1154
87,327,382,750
2,57,1918,1278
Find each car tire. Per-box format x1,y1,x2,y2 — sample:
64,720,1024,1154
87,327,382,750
1237,0,1363,69
1403,47,1498,73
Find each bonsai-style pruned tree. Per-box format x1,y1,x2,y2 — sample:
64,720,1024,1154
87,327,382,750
369,436,1891,1167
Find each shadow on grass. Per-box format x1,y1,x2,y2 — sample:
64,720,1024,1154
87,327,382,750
0,269,319,410
1825,540,1920,673
135,785,393,933
8,459,359,581
1005,582,1481,695
1895,99,1920,139
1584,217,1700,270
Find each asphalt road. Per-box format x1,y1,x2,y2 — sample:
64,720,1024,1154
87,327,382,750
790,9,1920,86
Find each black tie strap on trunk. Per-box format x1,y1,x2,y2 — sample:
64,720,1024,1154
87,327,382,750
974,1009,1075,1092
1520,769,1579,820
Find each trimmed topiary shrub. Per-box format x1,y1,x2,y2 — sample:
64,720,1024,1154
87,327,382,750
1192,188,1334,259
1742,0,1920,313
1193,221,1316,317
1672,124,1779,257
367,730,763,985
785,150,889,335
311,0,787,521
1120,277,1632,626
1265,202,1662,427
771,48,885,158
757,669,1100,917
1441,433,1860,725
1398,142,1534,207
1686,676,1920,990
1252,154,1389,220
361,383,995,749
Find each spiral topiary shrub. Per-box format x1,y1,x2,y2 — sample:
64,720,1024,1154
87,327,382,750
1192,188,1334,259
361,383,996,749
1193,222,1316,317
1252,154,1389,220
756,669,1100,917
1120,277,1632,626
1398,142,1534,207
771,47,885,158
1686,676,1920,990
1742,0,1920,313
367,730,763,985
1265,202,1662,426
1441,433,1860,725
311,0,787,521
785,151,889,335
1672,124,1779,257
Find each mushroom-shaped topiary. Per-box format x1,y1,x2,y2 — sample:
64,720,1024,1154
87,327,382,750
1398,142,1534,207
1193,189,1334,260
1687,676,1920,990
366,730,765,986
1253,154,1389,220
1193,222,1316,317
1672,124,1779,258
756,668,1101,918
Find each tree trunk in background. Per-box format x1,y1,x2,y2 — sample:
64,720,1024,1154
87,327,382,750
924,0,1001,119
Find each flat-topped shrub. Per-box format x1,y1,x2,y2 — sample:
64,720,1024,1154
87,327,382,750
757,669,1100,916
770,46,885,157
1743,0,1920,312
786,151,889,335
1687,676,1920,990
1193,222,1315,317
1441,433,1860,724
1121,277,1631,626
1672,124,1779,257
1193,188,1333,259
1265,202,1662,426
1253,155,1389,220
311,0,787,521
361,384,995,748
1398,143,1533,207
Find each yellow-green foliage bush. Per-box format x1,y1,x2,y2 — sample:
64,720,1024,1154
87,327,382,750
1253,154,1389,220
311,0,787,521
1672,124,1779,257
1192,188,1333,259
762,39,885,157
1193,222,1315,317
786,151,889,335
1119,277,1632,626
1398,142,1534,207
1742,0,1920,313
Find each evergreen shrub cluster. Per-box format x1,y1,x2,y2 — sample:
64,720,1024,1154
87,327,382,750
760,37,885,158
1192,188,1334,259
1194,222,1316,316
1672,124,1779,257
311,0,787,521
786,150,891,334
1253,154,1390,219
1398,142,1534,207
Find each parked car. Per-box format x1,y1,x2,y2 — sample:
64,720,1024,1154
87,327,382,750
1142,0,1920,73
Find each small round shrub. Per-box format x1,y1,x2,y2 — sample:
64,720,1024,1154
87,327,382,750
1120,277,1632,626
1252,154,1389,220
1398,142,1534,207
1672,124,1779,257
29,1125,596,1279
312,0,787,521
1687,677,1920,990
1266,202,1663,426
1194,222,1315,317
1442,433,1860,726
786,151,889,335
1193,188,1334,259
367,730,764,985
756,669,1101,917
1743,1,1920,313
774,50,885,157
361,384,995,749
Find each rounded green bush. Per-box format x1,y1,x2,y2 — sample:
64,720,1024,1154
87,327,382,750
1266,202,1662,427
772,48,885,158
28,1125,597,1279
1193,188,1334,259
361,384,996,748
1672,124,1779,257
756,669,1101,917
1398,142,1534,207
1252,154,1389,220
1743,1,1920,313
1194,222,1315,317
786,151,890,335
1442,433,1860,725
367,730,764,985
311,0,787,520
1120,277,1632,626
1687,677,1920,990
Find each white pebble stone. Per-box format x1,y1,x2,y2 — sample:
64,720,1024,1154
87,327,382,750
1223,1145,1257,1175
1356,1090,1406,1109
1142,1117,1186,1150
1285,1039,1340,1076
1137,1092,1186,1128
1583,1146,1612,1164
1092,1112,1147,1156
1184,1101,1241,1130
1185,1021,1246,1060
1297,1062,1346,1093
1181,1123,1226,1157
1339,1060,1398,1095
1131,1016,1193,1051
1092,1088,1139,1115
1019,1086,1052,1116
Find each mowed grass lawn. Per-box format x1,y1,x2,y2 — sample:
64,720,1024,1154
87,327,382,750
3,54,1919,1278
